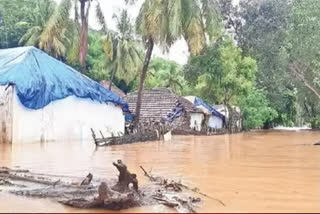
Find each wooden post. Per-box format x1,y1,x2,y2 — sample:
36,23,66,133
99,131,105,140
90,128,97,145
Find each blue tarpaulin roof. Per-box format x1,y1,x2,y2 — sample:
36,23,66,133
0,46,129,111
193,97,225,120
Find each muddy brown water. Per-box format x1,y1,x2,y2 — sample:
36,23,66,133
0,130,319,213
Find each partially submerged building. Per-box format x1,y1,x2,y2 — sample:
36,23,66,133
213,104,242,131
184,96,225,129
125,88,205,131
0,47,128,144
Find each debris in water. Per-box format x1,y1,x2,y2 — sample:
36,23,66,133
0,161,204,213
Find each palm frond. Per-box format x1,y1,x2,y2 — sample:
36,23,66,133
66,20,80,64
74,0,80,25
18,0,55,47
96,1,107,33
114,10,134,39
19,26,42,46
101,32,116,60
136,0,184,52
166,0,183,45
184,17,206,55
39,0,72,57
200,0,223,40
124,0,137,5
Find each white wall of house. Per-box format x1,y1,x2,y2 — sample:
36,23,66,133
189,113,204,131
215,105,242,130
208,115,223,129
0,85,13,144
10,88,124,144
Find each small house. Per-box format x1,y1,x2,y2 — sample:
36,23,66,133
125,88,205,131
212,104,242,131
184,96,225,129
0,47,128,144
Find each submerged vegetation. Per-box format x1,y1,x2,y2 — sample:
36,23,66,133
0,0,319,129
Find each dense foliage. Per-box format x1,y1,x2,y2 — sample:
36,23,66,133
239,89,278,130
185,37,257,104
214,0,320,128
145,57,190,95
184,36,275,128
0,0,53,48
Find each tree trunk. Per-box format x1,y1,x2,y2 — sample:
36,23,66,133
79,0,90,72
112,160,138,193
134,37,154,126
109,64,117,90
223,91,229,131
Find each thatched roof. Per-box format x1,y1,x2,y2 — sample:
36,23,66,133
100,80,126,98
125,88,203,122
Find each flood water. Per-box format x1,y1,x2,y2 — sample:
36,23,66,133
0,130,319,213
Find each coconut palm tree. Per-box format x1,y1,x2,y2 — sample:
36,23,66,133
133,0,222,125
39,0,89,64
40,0,78,59
20,0,105,72
18,0,76,59
18,0,56,47
98,8,144,90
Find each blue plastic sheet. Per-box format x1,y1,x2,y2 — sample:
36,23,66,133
194,97,225,120
164,106,184,122
125,114,134,121
0,46,129,111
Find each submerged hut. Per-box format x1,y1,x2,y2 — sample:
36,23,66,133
0,47,128,144
125,88,205,131
213,104,242,131
184,96,225,129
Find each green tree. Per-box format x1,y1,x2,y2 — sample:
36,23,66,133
19,0,110,72
18,0,56,47
280,0,320,128
100,9,144,89
145,57,190,95
134,0,222,124
86,31,110,81
240,89,278,130
38,0,74,58
0,0,42,48
185,37,257,104
184,36,257,129
234,0,295,126
288,0,320,101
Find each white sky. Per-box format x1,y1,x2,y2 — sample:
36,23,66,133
54,0,240,64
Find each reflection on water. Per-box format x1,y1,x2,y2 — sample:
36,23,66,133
0,131,319,213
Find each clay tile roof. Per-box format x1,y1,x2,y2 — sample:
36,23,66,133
125,87,203,121
100,80,126,98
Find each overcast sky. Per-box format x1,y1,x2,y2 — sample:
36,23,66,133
54,0,239,64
